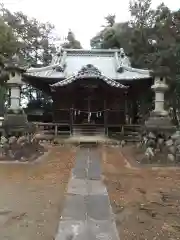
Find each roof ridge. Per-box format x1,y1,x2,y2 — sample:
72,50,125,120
122,65,150,75
27,64,59,73
61,48,124,54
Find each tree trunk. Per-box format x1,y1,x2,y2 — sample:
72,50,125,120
0,86,5,117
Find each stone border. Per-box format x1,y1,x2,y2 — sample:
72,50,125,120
0,150,50,165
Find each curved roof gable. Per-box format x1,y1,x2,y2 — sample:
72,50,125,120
51,64,128,89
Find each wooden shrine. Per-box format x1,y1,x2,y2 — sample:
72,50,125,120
8,48,153,135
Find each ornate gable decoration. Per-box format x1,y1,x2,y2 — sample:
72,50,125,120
115,48,131,73
54,50,67,72
51,63,128,89
55,64,66,72
77,64,101,78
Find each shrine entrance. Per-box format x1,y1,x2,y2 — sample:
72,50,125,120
73,84,105,125
70,81,106,135
52,76,127,135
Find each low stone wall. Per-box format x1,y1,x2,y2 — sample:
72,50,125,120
136,130,180,164
0,135,47,162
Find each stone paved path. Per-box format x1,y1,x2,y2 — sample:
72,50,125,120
55,147,120,240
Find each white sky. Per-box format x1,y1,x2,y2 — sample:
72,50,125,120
2,0,180,48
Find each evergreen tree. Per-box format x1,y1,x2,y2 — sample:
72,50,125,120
0,6,60,112
91,15,132,50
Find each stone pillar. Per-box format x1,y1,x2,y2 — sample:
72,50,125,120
151,77,168,116
9,86,21,109
8,71,22,110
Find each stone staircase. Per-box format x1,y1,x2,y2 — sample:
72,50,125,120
123,130,141,142
72,125,105,136
123,125,141,142
108,125,141,142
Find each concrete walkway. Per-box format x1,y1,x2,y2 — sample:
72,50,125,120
55,147,120,240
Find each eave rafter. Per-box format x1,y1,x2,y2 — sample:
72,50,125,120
51,64,128,90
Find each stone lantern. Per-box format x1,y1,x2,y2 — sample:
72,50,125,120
145,76,175,133
3,54,28,136
0,62,5,127
151,77,168,116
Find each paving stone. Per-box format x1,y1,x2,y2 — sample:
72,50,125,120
89,148,100,158
86,194,112,221
88,218,120,240
55,148,120,240
77,148,89,158
72,156,88,179
88,158,101,180
87,180,108,195
56,219,119,240
61,194,87,221
67,179,88,195
72,168,87,179
55,220,86,240
72,150,88,178
74,154,87,168
87,168,101,180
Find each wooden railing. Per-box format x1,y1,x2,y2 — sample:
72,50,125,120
32,122,142,138
33,122,71,136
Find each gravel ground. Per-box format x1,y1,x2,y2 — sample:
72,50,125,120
0,146,76,240
102,146,180,240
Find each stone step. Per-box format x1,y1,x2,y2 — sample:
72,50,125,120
124,131,139,135
73,126,105,136
73,130,105,134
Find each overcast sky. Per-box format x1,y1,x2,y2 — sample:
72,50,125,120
2,0,180,48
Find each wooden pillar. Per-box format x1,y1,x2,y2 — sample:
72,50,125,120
131,86,139,124
104,99,108,135
124,90,128,124
132,99,138,124
52,94,56,123
69,108,73,135
55,124,58,136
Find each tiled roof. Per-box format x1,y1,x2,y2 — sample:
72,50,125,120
24,48,151,81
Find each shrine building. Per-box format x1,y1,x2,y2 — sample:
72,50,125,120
6,48,156,135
